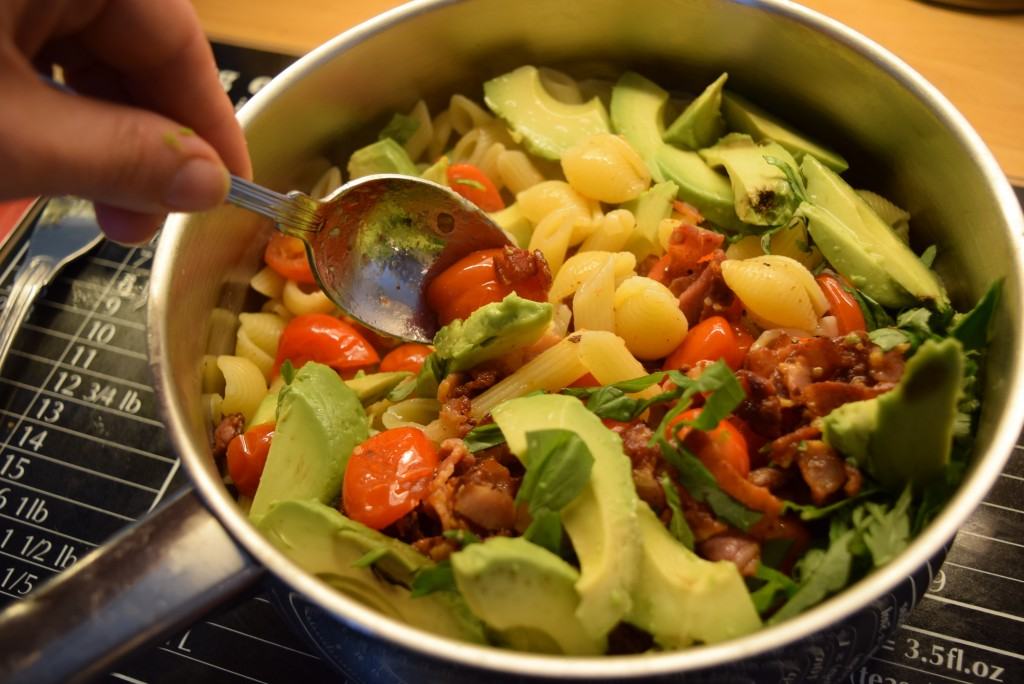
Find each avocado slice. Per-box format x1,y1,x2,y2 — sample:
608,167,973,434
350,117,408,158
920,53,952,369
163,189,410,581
489,203,534,249
491,394,640,640
798,155,949,309
721,92,848,172
822,338,965,489
483,66,611,160
699,133,801,226
249,362,368,521
450,536,605,655
258,500,485,642
625,502,761,647
345,371,412,405
621,181,678,261
663,72,728,150
347,138,419,179
250,389,278,427
610,71,742,232
433,294,553,373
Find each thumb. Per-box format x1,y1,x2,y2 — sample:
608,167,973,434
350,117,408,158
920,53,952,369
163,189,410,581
0,75,231,216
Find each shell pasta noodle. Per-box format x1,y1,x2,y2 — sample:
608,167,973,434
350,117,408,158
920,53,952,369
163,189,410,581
216,354,267,424
216,64,996,658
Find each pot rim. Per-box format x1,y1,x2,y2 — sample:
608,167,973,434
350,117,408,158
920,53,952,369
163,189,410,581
150,0,1024,678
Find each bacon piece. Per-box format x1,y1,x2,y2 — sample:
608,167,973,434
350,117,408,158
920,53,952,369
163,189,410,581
698,534,761,576
438,395,475,438
801,381,884,417
212,412,244,460
796,441,848,504
676,254,727,323
423,439,475,531
411,536,459,562
454,459,518,531
493,246,552,302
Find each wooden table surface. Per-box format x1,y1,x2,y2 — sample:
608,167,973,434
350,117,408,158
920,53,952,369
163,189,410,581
193,0,1024,184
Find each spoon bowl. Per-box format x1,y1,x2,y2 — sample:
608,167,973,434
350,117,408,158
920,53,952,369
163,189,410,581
227,173,512,342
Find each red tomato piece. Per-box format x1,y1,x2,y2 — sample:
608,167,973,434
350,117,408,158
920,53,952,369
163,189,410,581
447,163,505,212
273,314,379,377
666,408,783,516
816,273,867,335
226,422,275,498
264,233,316,285
380,343,433,374
425,249,513,325
667,408,751,477
342,427,440,530
664,316,750,371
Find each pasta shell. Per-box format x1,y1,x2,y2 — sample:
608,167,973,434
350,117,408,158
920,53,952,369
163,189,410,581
549,250,637,302
579,209,636,253
561,133,652,203
721,255,827,332
612,277,688,359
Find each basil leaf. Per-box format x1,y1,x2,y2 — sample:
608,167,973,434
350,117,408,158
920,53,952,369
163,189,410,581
868,327,912,352
951,279,1002,351
782,488,879,521
515,429,594,512
463,423,506,452
279,359,296,385
850,289,894,331
658,441,762,531
351,547,389,569
659,474,694,549
523,509,563,555
410,561,456,597
390,353,448,401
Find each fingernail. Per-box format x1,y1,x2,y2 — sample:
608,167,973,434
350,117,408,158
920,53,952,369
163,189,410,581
164,158,229,210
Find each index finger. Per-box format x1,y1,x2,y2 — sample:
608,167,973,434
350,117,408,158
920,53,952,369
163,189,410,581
75,0,251,180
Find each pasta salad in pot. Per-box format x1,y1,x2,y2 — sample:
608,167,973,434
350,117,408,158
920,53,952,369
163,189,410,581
206,66,998,655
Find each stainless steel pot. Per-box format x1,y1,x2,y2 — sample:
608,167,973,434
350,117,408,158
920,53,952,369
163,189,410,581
1,1,1022,682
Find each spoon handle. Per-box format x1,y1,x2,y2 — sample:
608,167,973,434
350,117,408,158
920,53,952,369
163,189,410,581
226,175,322,235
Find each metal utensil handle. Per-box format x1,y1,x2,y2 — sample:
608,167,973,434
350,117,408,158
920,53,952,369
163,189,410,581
0,255,54,373
227,175,322,235
0,489,264,684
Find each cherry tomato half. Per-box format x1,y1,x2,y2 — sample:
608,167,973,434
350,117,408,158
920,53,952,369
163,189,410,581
342,427,439,530
273,314,379,377
264,233,316,285
226,422,275,498
666,408,751,477
447,163,505,212
667,408,782,516
816,273,866,335
379,343,432,374
664,316,752,371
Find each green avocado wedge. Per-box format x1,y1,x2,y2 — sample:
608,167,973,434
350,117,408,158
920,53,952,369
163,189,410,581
258,500,486,643
433,294,553,373
610,71,743,232
491,394,641,641
721,92,848,172
798,155,949,309
484,65,611,160
664,72,728,150
249,362,368,522
822,338,965,489
625,502,761,647
699,133,801,226
450,536,605,655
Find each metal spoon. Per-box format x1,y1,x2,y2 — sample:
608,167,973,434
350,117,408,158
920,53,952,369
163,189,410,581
227,174,511,343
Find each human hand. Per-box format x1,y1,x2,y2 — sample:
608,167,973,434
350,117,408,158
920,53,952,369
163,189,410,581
0,0,251,244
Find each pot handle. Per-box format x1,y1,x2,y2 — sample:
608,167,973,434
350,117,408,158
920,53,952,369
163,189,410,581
0,488,264,684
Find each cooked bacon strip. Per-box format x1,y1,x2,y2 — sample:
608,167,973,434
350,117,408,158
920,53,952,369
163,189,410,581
212,412,244,461
699,534,761,576
454,459,518,530
796,441,849,504
493,245,552,300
